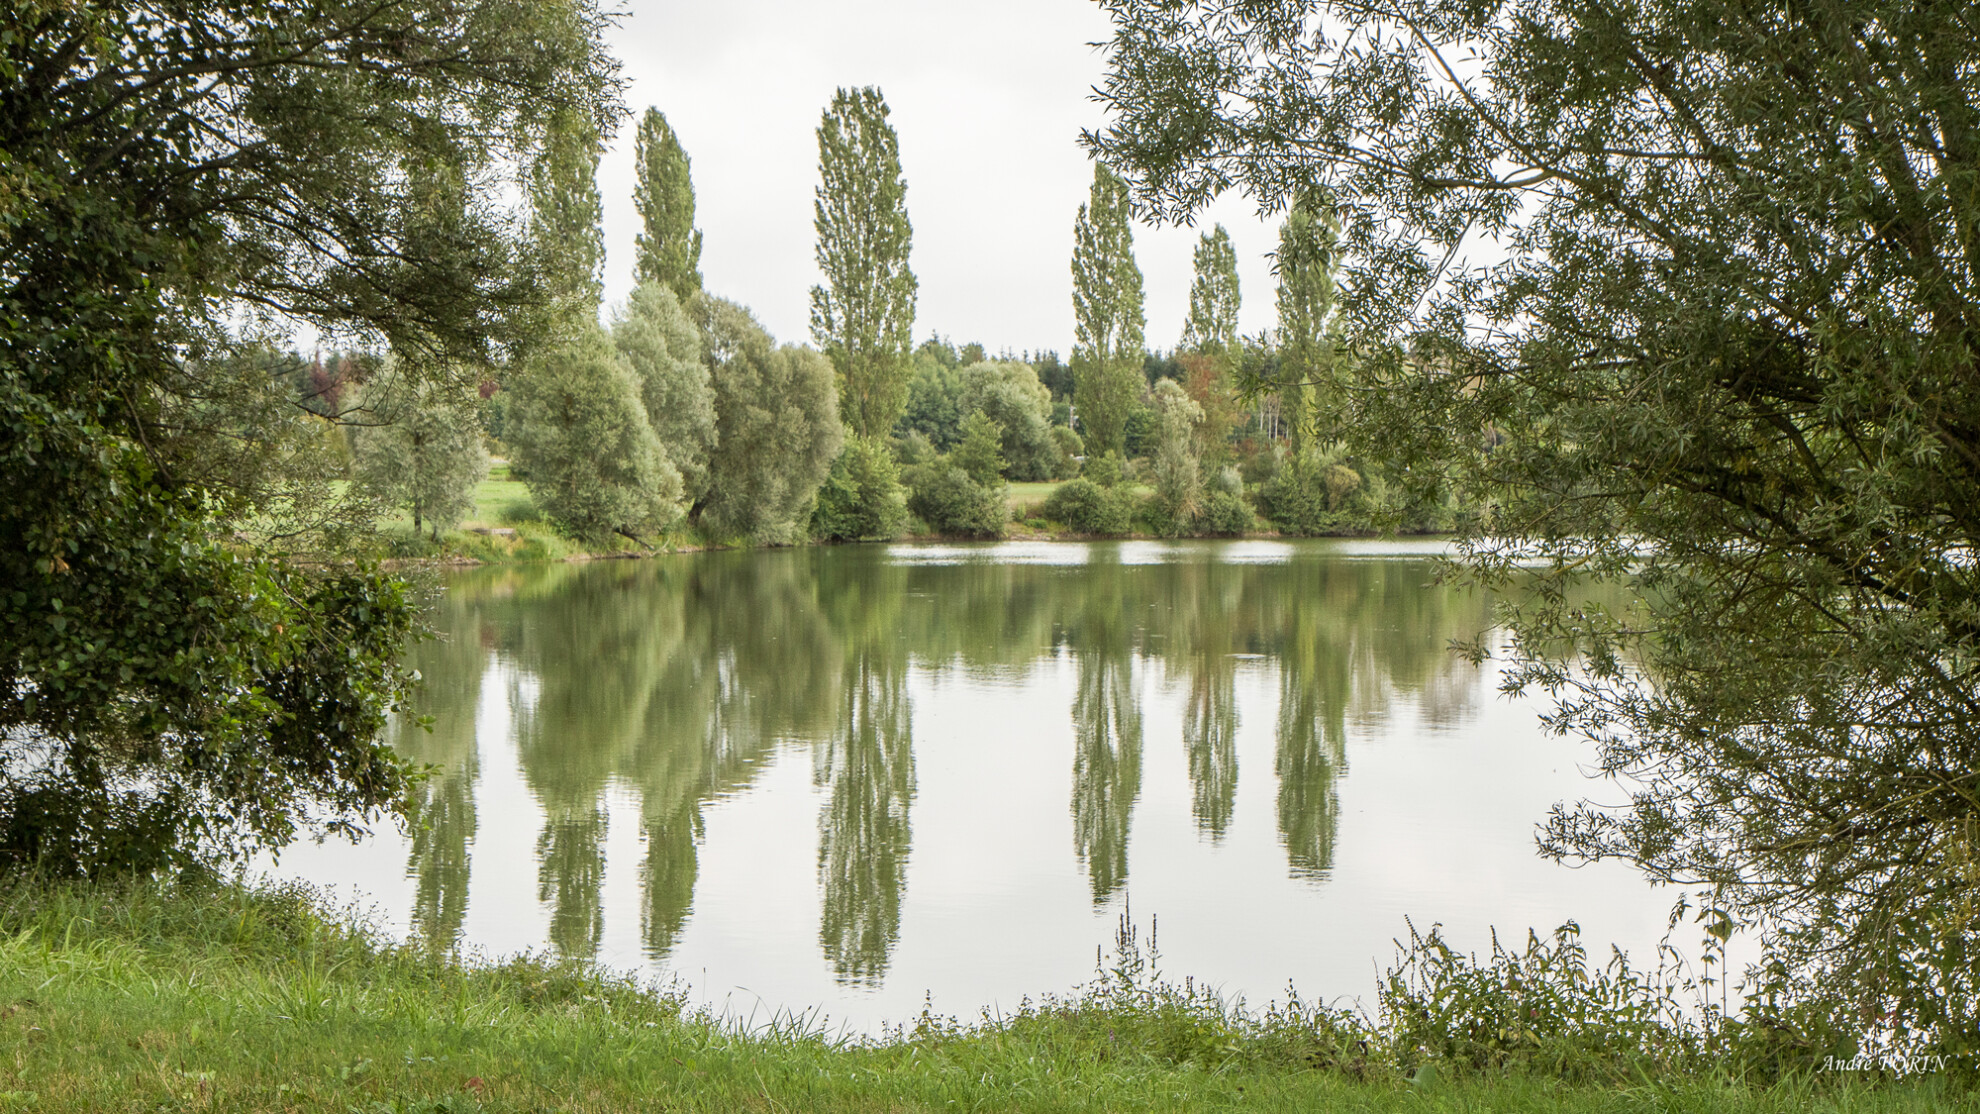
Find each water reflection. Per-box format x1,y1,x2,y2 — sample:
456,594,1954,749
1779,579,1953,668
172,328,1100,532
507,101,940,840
396,606,483,951
394,543,1493,980
814,559,915,985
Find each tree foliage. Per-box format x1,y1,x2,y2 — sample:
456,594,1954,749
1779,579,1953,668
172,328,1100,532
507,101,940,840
812,435,910,542
613,282,716,504
1148,379,1205,534
508,326,680,544
1272,201,1343,453
353,373,490,539
0,0,619,873
1180,224,1241,355
811,87,918,440
959,361,1058,481
1090,0,1980,1042
1070,164,1147,456
897,352,965,449
1042,478,1134,537
695,297,843,545
904,462,1006,538
950,411,1008,488
527,106,610,329
631,108,704,303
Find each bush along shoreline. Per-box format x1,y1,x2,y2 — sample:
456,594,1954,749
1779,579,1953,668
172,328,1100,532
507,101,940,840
374,455,1460,569
1,875,1970,1113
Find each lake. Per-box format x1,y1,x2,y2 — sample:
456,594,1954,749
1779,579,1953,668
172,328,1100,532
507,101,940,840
265,539,1680,1032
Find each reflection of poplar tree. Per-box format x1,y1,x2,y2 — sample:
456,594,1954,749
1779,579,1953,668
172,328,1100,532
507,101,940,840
1271,568,1358,879
1185,667,1239,839
399,597,485,951
815,655,915,985
812,551,914,985
639,803,701,956
537,801,608,957
510,563,684,961
1173,562,1242,840
1068,554,1144,902
625,551,844,960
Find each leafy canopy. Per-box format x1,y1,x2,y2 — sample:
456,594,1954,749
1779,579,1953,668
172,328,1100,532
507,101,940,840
811,86,918,441
696,297,844,545
1070,164,1146,457
1180,224,1241,356
0,0,620,873
1088,0,1980,1042
632,108,705,304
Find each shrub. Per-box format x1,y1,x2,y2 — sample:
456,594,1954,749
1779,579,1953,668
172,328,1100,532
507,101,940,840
811,435,909,541
1197,489,1255,536
1051,425,1084,479
904,463,1006,537
1259,453,1362,536
1042,477,1133,536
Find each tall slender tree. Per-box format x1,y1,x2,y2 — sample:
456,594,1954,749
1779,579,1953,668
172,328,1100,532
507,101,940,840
513,107,680,543
1180,224,1240,355
810,87,918,440
1070,164,1146,457
528,106,607,329
1272,200,1341,453
631,108,703,303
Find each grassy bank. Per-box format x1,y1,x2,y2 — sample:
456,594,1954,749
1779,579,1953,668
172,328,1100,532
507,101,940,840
0,878,1965,1113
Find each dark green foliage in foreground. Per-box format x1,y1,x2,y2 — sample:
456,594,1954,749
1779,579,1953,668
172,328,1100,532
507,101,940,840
1,877,1970,1113
0,1,618,873
1091,0,1980,1041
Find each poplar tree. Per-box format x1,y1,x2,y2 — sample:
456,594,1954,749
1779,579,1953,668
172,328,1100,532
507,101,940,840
810,87,918,440
1070,164,1145,457
1179,224,1243,465
512,109,680,542
631,108,703,303
1272,201,1341,453
1179,224,1240,355
527,107,606,330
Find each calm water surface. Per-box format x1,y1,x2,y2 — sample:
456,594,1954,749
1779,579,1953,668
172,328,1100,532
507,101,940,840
266,540,1677,1030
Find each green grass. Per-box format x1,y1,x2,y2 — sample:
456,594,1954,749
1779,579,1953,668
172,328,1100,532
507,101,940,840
461,462,536,529
1007,480,1065,511
0,877,1966,1113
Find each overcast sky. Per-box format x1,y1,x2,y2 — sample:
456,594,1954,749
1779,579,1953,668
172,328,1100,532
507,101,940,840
594,0,1287,357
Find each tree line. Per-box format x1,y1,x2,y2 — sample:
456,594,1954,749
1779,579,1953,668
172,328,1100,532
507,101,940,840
348,88,1467,549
